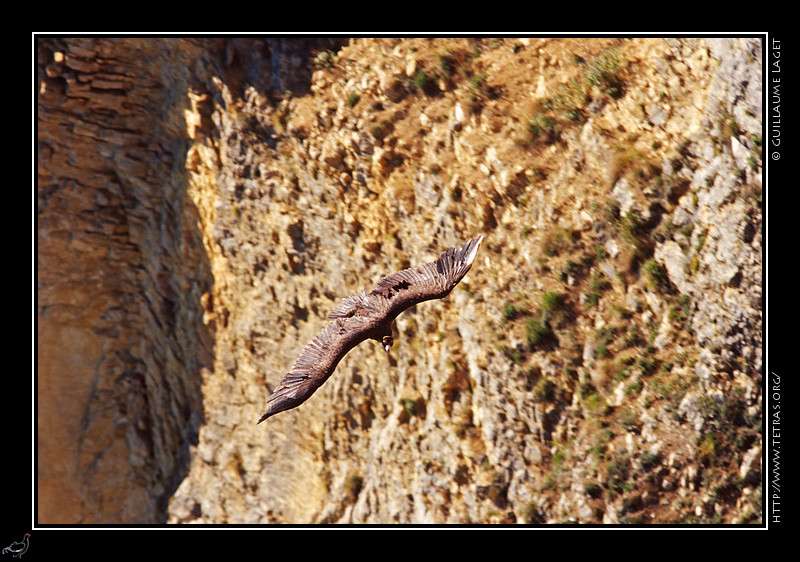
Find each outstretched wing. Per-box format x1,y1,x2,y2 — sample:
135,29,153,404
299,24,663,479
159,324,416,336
258,236,484,423
258,317,370,423
372,236,484,319
327,289,377,319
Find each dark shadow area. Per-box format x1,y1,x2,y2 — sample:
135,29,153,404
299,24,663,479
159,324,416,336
36,36,220,524
219,37,349,100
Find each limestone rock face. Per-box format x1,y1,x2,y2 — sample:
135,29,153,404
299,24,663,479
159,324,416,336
37,37,216,523
37,37,763,525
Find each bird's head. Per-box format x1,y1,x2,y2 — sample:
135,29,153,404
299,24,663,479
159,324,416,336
382,335,393,353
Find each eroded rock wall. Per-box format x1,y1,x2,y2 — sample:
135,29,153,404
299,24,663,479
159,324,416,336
37,37,763,525
167,38,762,524
37,37,217,523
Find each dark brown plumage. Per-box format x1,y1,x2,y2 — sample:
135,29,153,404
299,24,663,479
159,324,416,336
258,236,484,423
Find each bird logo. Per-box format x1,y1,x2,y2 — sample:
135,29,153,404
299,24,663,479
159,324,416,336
2,534,29,558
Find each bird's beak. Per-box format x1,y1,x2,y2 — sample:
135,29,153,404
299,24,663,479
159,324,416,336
384,342,392,353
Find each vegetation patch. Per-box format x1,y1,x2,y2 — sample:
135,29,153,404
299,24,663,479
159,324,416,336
523,45,626,147
606,452,632,495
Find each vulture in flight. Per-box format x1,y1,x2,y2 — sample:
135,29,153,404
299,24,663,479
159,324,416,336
258,236,484,423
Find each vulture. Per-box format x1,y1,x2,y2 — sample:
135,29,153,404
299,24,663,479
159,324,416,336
258,235,484,423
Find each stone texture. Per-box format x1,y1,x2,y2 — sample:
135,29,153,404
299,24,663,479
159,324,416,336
37,37,763,525
37,37,217,523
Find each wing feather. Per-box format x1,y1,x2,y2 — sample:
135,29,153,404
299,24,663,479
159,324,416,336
374,236,484,318
258,318,369,423
327,289,375,319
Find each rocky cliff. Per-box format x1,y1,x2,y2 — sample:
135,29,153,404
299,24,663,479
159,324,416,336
37,36,762,525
